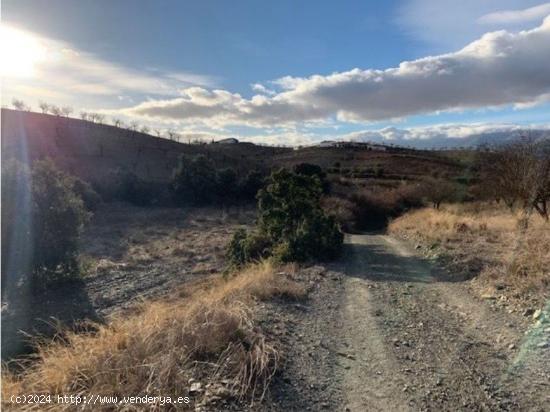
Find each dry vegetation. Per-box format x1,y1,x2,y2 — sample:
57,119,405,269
2,262,307,410
389,203,550,304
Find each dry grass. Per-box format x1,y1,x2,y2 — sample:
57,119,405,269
389,203,550,298
2,262,305,410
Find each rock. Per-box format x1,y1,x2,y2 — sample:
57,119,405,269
532,309,542,320
481,294,496,300
508,343,516,350
189,382,203,393
536,341,549,349
523,308,535,317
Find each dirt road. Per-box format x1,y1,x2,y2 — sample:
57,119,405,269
269,234,549,411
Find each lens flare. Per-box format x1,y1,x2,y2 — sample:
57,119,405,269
1,25,46,78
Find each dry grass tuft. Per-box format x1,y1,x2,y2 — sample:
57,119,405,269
2,261,303,410
389,203,549,298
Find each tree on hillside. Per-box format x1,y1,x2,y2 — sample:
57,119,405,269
128,121,139,131
80,111,89,121
477,138,550,221
39,101,50,114
11,98,29,111
49,105,62,116
61,106,73,117
421,178,457,209
140,125,150,134
112,118,123,128
172,155,218,204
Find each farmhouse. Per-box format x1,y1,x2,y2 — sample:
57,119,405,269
215,137,239,144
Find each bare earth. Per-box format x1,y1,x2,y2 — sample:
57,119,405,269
267,234,550,411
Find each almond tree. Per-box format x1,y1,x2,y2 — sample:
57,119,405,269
11,98,29,111
61,106,73,117
39,101,50,114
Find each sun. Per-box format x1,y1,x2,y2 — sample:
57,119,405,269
1,25,46,78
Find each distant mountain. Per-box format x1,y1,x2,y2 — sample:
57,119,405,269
348,126,550,150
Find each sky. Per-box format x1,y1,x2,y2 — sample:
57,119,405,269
2,0,550,146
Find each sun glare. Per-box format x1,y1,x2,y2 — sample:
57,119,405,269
1,25,46,78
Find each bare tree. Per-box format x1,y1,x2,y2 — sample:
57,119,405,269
140,125,150,134
128,121,139,131
166,129,177,140
80,111,89,121
11,98,28,111
421,178,457,209
39,101,50,114
478,137,550,222
112,118,123,128
153,128,162,138
49,105,62,116
95,114,105,123
61,106,73,117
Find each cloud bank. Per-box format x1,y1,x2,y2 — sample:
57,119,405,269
123,17,550,127
478,3,550,25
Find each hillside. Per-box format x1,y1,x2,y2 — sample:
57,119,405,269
1,109,289,185
2,109,468,189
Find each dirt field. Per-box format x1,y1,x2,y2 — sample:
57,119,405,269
1,203,254,359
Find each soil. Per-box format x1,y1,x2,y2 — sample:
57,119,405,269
3,207,548,410
1,203,254,360
263,234,550,411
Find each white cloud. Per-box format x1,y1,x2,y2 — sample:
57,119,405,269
395,0,549,49
251,83,276,95
1,24,217,107
121,17,550,126
478,3,550,25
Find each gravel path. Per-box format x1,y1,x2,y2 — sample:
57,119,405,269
267,234,550,411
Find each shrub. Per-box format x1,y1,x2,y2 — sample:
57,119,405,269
172,155,217,205
228,169,343,266
350,184,426,230
420,177,459,209
293,162,330,193
226,229,272,267
2,159,90,289
239,170,265,201
115,170,166,206
321,196,355,231
71,177,101,211
216,167,239,203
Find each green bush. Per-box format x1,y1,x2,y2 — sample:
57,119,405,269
238,170,265,201
1,159,90,289
172,155,217,205
226,228,272,267
216,167,239,203
71,177,102,211
293,162,330,193
227,169,343,267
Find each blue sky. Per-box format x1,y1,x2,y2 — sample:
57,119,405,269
2,0,550,145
